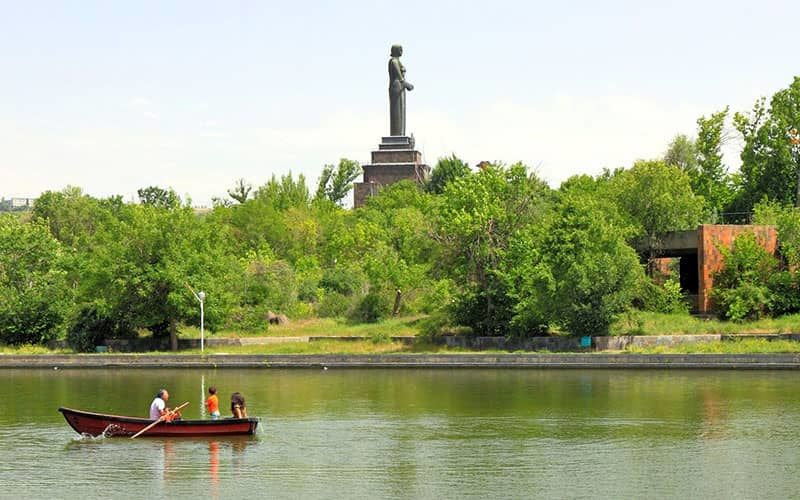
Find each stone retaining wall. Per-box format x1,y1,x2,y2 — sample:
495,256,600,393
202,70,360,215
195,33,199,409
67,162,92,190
592,334,722,350
49,333,800,353
2,353,800,369
443,336,581,351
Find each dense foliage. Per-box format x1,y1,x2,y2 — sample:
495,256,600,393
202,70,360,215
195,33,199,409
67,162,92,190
0,215,69,344
4,77,800,346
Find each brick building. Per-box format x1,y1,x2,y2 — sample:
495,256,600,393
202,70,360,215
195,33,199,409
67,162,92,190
643,225,778,313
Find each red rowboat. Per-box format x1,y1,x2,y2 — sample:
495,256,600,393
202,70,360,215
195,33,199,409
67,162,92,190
58,407,259,437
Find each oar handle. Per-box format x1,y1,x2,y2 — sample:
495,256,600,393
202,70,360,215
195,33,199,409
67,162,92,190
171,401,191,414
130,401,190,439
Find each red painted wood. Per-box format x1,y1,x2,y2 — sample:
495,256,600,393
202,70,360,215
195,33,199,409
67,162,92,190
58,407,259,437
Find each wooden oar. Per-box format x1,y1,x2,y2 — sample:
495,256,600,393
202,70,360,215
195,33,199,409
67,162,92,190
130,401,190,439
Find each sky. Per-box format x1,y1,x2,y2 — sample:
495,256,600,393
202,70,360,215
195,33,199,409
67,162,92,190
2,0,799,206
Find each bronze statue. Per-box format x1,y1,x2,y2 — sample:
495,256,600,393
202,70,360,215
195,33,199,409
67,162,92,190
389,44,414,136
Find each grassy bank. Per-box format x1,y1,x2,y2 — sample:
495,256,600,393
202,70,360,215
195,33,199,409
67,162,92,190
611,312,800,335
178,340,464,355
625,338,800,354
178,316,423,339
0,344,71,355
181,312,800,340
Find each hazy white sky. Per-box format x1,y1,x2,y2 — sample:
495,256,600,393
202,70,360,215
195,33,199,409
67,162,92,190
2,0,798,206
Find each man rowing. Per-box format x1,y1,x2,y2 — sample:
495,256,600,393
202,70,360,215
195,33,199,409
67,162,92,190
149,389,181,421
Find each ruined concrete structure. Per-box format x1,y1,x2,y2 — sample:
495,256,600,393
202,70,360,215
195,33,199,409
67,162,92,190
644,225,778,313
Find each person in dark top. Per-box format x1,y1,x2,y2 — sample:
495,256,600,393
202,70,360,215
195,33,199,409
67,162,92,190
231,392,248,418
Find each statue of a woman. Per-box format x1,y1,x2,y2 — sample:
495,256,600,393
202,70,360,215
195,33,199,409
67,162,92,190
388,44,414,136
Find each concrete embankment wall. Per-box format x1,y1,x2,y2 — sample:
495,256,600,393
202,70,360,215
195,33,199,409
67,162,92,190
2,353,800,369
443,333,800,350
59,333,800,353
49,336,417,352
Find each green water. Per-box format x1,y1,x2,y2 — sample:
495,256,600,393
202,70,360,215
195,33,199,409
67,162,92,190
1,368,798,499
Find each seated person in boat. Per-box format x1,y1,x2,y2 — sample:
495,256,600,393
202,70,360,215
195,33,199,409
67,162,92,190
205,386,220,420
231,392,248,418
149,389,181,421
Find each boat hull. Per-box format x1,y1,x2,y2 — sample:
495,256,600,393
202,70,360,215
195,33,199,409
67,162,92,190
58,407,259,437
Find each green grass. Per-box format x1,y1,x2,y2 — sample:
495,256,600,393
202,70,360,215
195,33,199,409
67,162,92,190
179,316,423,339
181,340,404,355
625,338,800,354
0,344,73,354
611,311,800,336
178,339,480,355
179,338,491,355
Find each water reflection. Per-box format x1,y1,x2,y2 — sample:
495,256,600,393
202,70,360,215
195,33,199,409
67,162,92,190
161,439,175,482
699,385,728,440
158,437,257,481
209,441,219,498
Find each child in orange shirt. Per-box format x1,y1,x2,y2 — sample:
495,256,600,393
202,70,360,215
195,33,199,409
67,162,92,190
205,386,220,419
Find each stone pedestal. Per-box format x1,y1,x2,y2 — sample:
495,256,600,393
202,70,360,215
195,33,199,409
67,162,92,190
354,136,429,207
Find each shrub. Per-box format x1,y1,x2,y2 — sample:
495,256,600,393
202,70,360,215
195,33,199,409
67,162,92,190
319,267,363,296
370,330,391,344
449,288,515,336
0,295,66,346
316,291,354,318
67,307,122,352
68,306,136,352
226,305,270,333
640,279,690,315
416,312,451,342
768,271,800,315
714,282,772,321
712,233,778,321
414,279,455,314
297,278,319,303
288,301,315,319
241,258,297,312
349,290,391,323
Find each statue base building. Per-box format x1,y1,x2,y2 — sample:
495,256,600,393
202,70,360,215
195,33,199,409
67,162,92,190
354,136,430,207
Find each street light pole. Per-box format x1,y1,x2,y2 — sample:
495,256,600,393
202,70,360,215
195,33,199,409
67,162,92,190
185,283,206,353
198,291,206,353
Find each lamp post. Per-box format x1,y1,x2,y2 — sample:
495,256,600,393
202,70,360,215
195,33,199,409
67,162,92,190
197,291,206,352
186,283,207,352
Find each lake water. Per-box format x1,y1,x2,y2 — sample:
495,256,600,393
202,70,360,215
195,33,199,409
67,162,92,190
1,368,798,499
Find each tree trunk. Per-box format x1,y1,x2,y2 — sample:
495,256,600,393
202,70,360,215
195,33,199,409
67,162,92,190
169,318,178,352
392,289,402,316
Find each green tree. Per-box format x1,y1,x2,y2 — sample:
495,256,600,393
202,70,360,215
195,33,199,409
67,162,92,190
664,134,698,173
426,154,470,194
694,108,735,217
137,186,181,209
255,172,310,210
315,158,362,205
609,160,704,261
227,178,252,204
516,190,644,336
77,204,238,350
753,200,800,267
32,186,107,248
0,215,70,344
437,163,550,335
734,76,800,210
